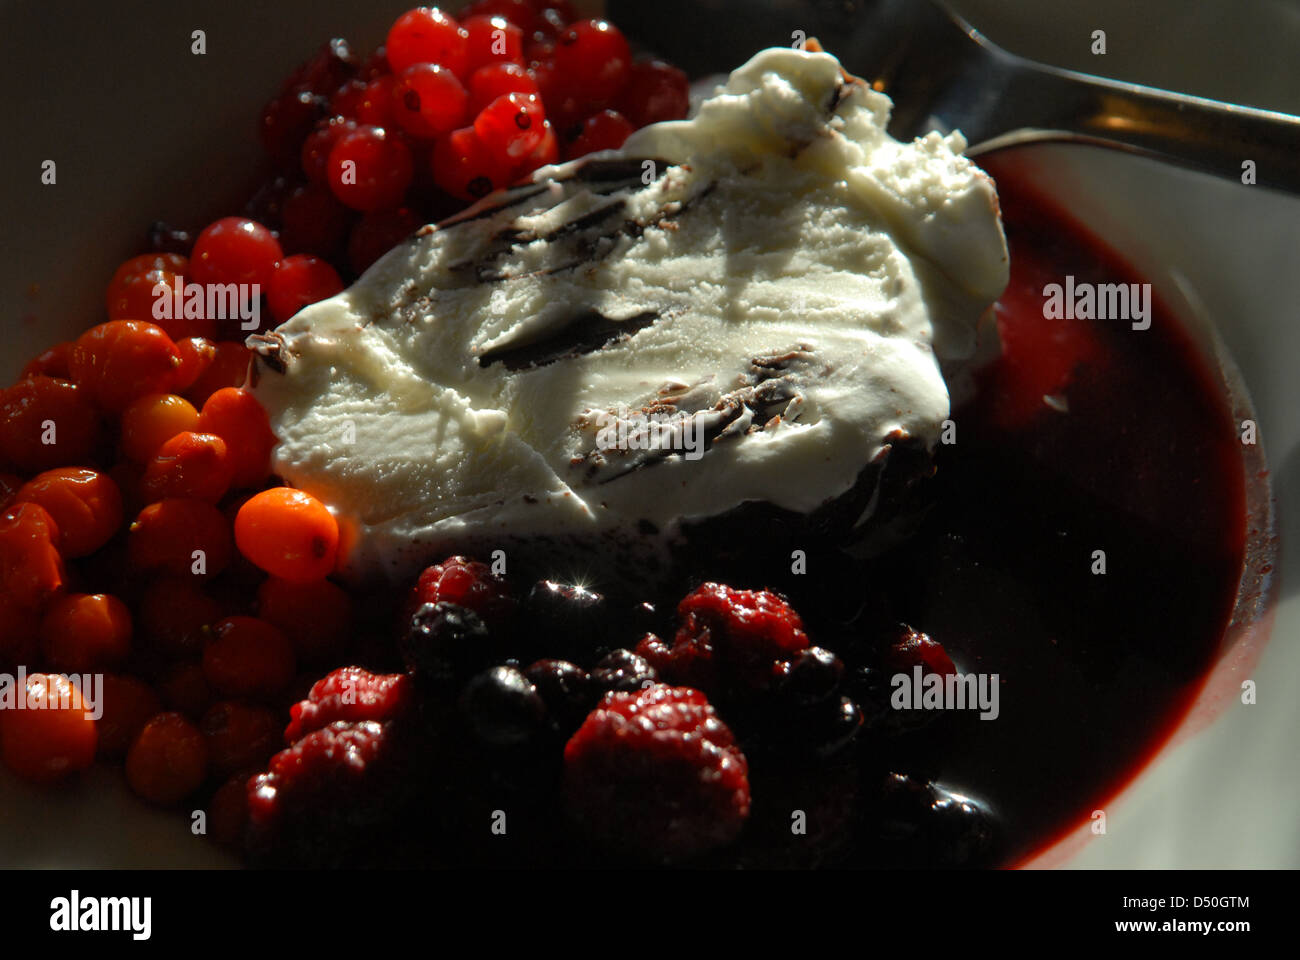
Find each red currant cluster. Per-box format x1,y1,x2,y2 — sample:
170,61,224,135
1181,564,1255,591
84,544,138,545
255,3,690,282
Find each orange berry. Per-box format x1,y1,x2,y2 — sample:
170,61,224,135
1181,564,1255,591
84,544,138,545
18,342,74,381
202,616,296,700
172,337,218,394
155,660,213,720
234,488,339,582
137,576,222,659
197,388,278,489
140,431,233,504
0,376,103,473
0,673,98,783
68,320,182,413
184,341,251,408
0,502,65,610
127,498,233,580
108,252,190,291
39,593,132,672
120,393,200,463
125,711,209,805
14,467,123,558
200,701,280,776
95,674,163,758
256,575,352,665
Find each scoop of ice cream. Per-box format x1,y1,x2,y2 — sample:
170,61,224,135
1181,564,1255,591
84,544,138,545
250,46,1009,583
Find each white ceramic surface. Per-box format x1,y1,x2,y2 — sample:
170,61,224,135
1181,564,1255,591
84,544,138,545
1,0,1295,868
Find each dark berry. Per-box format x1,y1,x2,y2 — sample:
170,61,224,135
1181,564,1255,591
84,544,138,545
563,684,750,863
284,38,360,96
871,773,997,867
461,665,548,745
145,221,195,256
401,601,493,687
775,646,844,706
814,695,864,758
524,658,596,731
590,648,656,694
284,666,414,742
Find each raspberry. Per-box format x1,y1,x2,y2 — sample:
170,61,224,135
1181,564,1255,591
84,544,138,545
284,666,414,742
408,555,512,625
650,583,811,695
563,684,750,863
882,626,957,679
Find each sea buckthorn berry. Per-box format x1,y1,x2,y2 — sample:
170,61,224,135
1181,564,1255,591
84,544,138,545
138,576,221,659
300,117,357,185
125,712,209,805
0,674,97,783
280,183,352,260
347,207,422,274
94,674,162,758
616,58,690,128
393,63,469,139
108,268,211,341
468,61,538,114
564,109,634,159
0,594,39,672
431,125,512,201
196,388,277,489
267,255,345,324
120,393,199,463
357,75,400,127
69,320,182,413
386,7,470,78
190,217,283,289
203,616,296,700
172,337,218,395
18,342,74,381
474,92,546,158
39,593,132,672
463,14,525,75
259,89,329,171
127,498,233,580
257,576,352,665
109,252,189,291
184,341,251,408
156,661,212,719
327,125,415,212
234,488,339,583
0,376,102,472
14,467,123,558
0,502,65,609
140,431,234,504
200,701,281,776
553,19,631,104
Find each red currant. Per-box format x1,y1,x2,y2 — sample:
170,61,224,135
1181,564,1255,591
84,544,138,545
267,255,345,323
392,63,469,139
330,78,369,119
468,61,538,114
327,125,415,211
357,75,400,127
616,58,691,128
431,126,512,201
463,14,525,75
565,109,635,159
259,90,328,171
553,19,631,104
473,92,546,158
386,7,470,78
461,0,538,34
300,117,356,184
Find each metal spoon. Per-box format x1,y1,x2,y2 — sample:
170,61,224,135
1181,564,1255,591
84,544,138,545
608,0,1300,193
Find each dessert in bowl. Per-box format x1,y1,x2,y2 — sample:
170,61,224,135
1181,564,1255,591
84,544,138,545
0,1,1269,868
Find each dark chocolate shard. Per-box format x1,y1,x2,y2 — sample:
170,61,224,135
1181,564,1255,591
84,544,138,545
477,309,660,371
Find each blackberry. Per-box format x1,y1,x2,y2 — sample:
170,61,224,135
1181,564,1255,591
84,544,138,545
401,601,493,687
776,646,844,706
461,665,548,746
870,772,997,867
524,659,598,733
590,648,657,694
813,695,864,758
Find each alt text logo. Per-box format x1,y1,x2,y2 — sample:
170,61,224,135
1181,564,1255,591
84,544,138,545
50,891,151,940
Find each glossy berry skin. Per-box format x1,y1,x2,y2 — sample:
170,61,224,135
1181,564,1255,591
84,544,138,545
775,646,845,707
408,556,512,625
431,125,512,200
474,92,546,158
171,337,218,396
467,61,538,114
284,666,414,742
300,117,356,185
564,684,750,863
462,14,525,75
200,701,282,777
256,575,352,665
284,38,359,96
392,63,469,138
882,626,958,678
461,665,547,745
190,217,283,289
524,659,596,732
69,321,181,413
18,342,73,381
127,498,233,580
125,711,209,806
590,648,658,695
0,674,97,784
13,467,122,558
202,615,296,700
259,89,329,172
461,0,539,34
0,502,65,610
120,393,200,463
140,431,233,504
267,254,344,323
615,58,690,128
0,376,101,473
327,125,415,211
386,7,470,77
565,109,634,159
94,674,163,758
553,20,631,104
39,593,133,672
183,341,251,408
234,487,339,583
357,76,400,127
401,601,492,685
